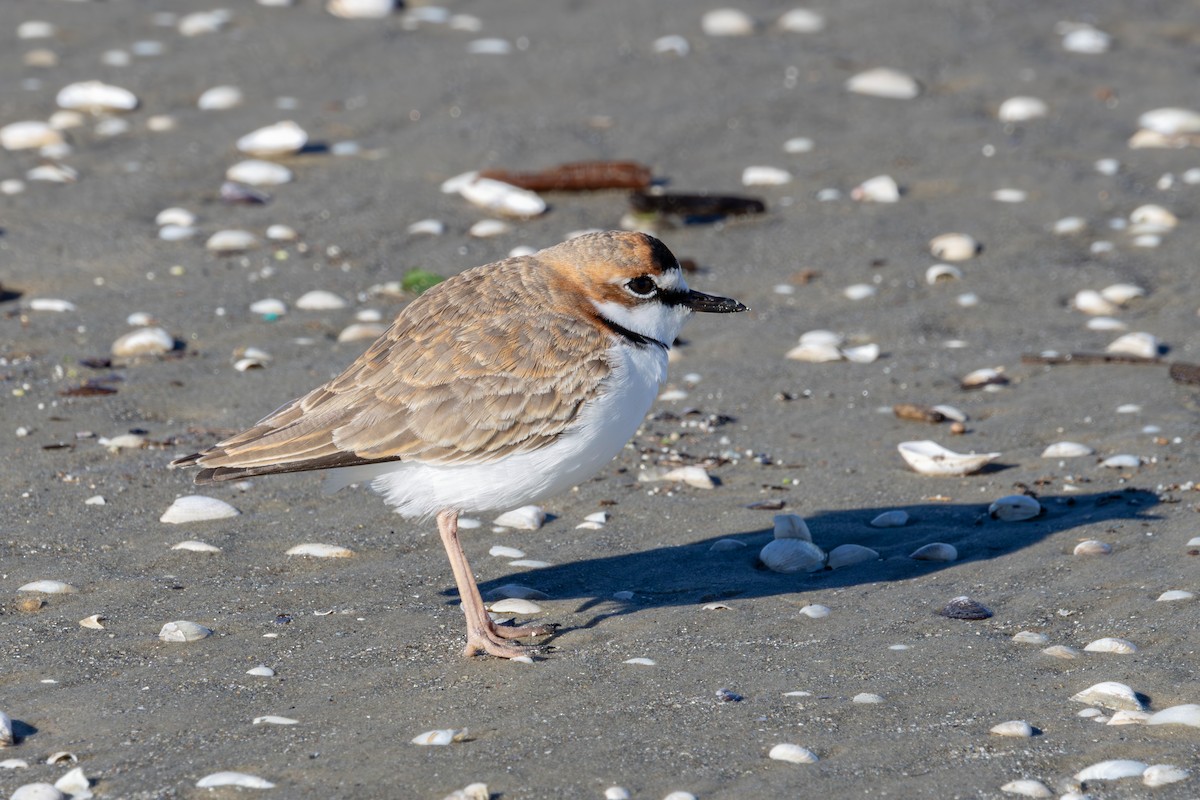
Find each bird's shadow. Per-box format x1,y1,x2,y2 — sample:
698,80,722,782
469,489,1160,632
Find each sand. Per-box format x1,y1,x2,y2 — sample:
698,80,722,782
2,0,1198,798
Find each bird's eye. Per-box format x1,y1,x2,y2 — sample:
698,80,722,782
626,276,657,297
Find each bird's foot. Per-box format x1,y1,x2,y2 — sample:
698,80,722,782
463,627,547,659
491,621,557,640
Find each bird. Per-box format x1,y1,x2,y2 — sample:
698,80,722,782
170,230,747,659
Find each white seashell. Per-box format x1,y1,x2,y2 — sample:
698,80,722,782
112,327,174,358
1052,216,1087,235
29,298,77,313
459,178,546,218
1070,681,1145,711
799,329,844,347
286,543,354,558
18,20,57,39
1106,709,1149,725
827,544,879,569
494,505,547,530
662,466,715,489
178,9,231,36
988,495,1041,522
709,538,748,552
1072,289,1117,316
869,510,908,528
850,175,900,203
1041,441,1093,458
1146,704,1200,728
226,159,293,186
786,341,843,362
1062,26,1111,54
1156,590,1194,602
759,539,825,573
930,404,966,422
584,511,609,525
466,38,513,55
652,35,690,56
159,620,213,642
99,433,145,451
1042,645,1080,659
159,225,197,242
1143,764,1190,787
1129,203,1178,231
206,229,259,253
17,579,77,594
25,163,77,183
1,179,26,195
507,246,537,258
1115,404,1141,414
0,757,29,768
997,96,1048,122
161,495,239,524
742,166,792,186
195,771,276,789
852,693,884,704
442,784,491,800
990,720,1035,738
489,545,526,559
171,540,221,553
1,121,64,152
999,779,1051,798
253,715,298,725
909,543,957,562
925,264,962,284
1074,760,1148,782
799,604,830,619
845,68,920,100
702,9,756,36
897,440,1000,476
295,290,348,311
1100,283,1145,305
246,665,275,676
1084,637,1137,654
0,712,14,747
79,615,106,630
838,343,879,365
1106,332,1159,359
9,785,64,800
842,284,877,301
623,657,656,666
575,521,603,530
1094,157,1121,177
123,310,152,325
929,233,980,261
408,219,445,236
53,767,90,798
1099,454,1140,469
604,788,632,800
1131,233,1161,248
327,0,396,18
772,514,812,541
783,136,814,153
991,188,1027,203
768,743,818,763
506,559,551,569
155,207,196,227
198,85,244,110
1138,107,1200,136
485,584,549,601
236,121,307,157
411,728,467,746
1086,316,1127,331
955,293,976,308
489,598,542,615
266,224,298,241
778,8,824,33
1012,631,1049,645
250,298,288,316
469,219,511,238
56,81,138,112
663,793,697,800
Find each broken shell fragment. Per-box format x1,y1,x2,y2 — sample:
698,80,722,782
172,540,222,553
768,743,818,764
988,495,1042,521
910,543,957,562
929,233,980,261
1070,681,1145,711
160,495,240,524
742,166,792,186
1107,709,1150,725
197,85,244,110
295,289,348,310
1099,454,1140,469
286,543,354,558
897,440,1000,476
0,712,13,747
939,596,992,620
79,615,106,630
226,159,293,186
759,539,825,573
799,604,830,619
662,466,715,489
1156,590,1194,602
246,665,275,677
1072,289,1117,316
851,174,900,203
158,620,213,642
237,120,307,157
702,8,756,36
1100,283,1146,305
1,121,64,151
925,264,962,284
253,715,298,725
1084,637,1137,654
493,505,547,530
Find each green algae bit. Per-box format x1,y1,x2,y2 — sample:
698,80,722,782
402,268,444,295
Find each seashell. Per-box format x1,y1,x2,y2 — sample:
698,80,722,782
827,544,879,569
709,538,748,552
786,341,843,362
1061,26,1111,54
54,767,90,797
1129,203,1177,231
1146,704,1200,728
18,580,77,594
250,298,287,317
29,297,77,313
852,692,884,704
295,290,348,311
909,543,957,562
469,219,511,238
198,85,244,110
997,96,1048,122
1084,637,1137,654
507,559,551,569
206,229,260,253
575,521,603,530
897,440,1000,476
1041,442,1093,458
1041,645,1079,659
443,784,490,800
0,711,13,747
488,598,542,615
768,743,818,763
111,326,174,358
493,505,547,530
18,20,57,39
1138,107,1200,136
773,514,812,541
178,9,231,35
991,188,1027,203
842,284,877,301
1074,760,1147,782
845,68,920,99
156,207,196,227
759,538,825,573
100,433,145,450
703,602,731,611
652,35,690,56
1106,709,1149,725
411,728,468,746
778,9,825,33
489,545,526,559
931,404,967,422
0,757,29,768
662,466,715,489
286,543,354,558
10,785,64,800
701,9,756,36
1086,316,1127,331
584,511,609,525
237,121,307,157
988,495,1041,522
783,136,814,153
407,219,445,236
1115,404,1141,414
1106,332,1159,359
161,495,239,524
158,620,213,642
1053,216,1087,235
604,788,632,800
79,615,106,630
1072,289,1117,316
1011,631,1049,645
925,264,962,284
799,604,830,619
1,121,64,152
850,174,900,203
990,720,1035,738
929,233,980,261
484,584,549,601
998,779,1051,798
742,166,792,186
1,179,26,195
226,159,293,186
1071,541,1111,560
246,665,275,676
56,81,138,112
869,510,908,528
159,224,197,241
465,38,513,55
1156,590,1194,602
253,715,298,725
1143,764,1190,787
327,0,396,18
172,540,221,553
1099,454,1140,469
196,772,276,789
939,596,992,620
1100,283,1145,305
623,657,656,666
459,178,546,218
1070,681,1145,711
798,329,844,347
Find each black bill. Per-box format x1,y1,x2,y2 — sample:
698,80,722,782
681,289,748,313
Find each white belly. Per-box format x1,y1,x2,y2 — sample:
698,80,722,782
343,342,667,519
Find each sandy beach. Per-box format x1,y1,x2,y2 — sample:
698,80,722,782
2,1,1198,798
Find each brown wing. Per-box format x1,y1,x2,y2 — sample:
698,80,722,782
170,257,612,483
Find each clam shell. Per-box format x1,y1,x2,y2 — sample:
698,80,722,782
156,207,196,227
195,772,276,789
827,544,879,569
799,604,830,619
778,9,825,33
988,495,1041,522
998,779,1051,798
56,80,138,112
171,540,221,553
160,495,240,524
1129,203,1178,231
1041,441,1093,458
910,543,957,562
205,229,259,253
484,584,549,601
1084,637,1137,654
246,665,275,676
488,598,542,615
897,440,1000,476
236,121,307,157
253,715,298,725
759,539,825,573
845,68,920,99
489,545,526,559
1138,107,1200,136
197,85,243,110
17,580,77,594
1073,539,1111,556
842,343,880,363
1070,681,1145,711
939,596,991,620
1072,289,1117,316
990,720,1035,738
469,219,511,238
768,743,818,763
407,219,445,236
1011,631,1049,645
662,466,714,489
1100,283,1146,305
1074,760,1148,782
850,174,900,202
29,298,77,313
786,341,843,362
1,121,64,151
929,233,980,261
9,784,63,800
158,620,213,642
295,289,348,310
1041,645,1080,659
742,166,792,186
1106,332,1159,359
411,729,467,745
997,96,1048,122
925,264,962,284
1156,590,1194,602
869,510,908,528
459,177,546,218
701,9,756,36
112,327,174,357
709,538,748,552
853,692,884,704
0,711,13,747
79,615,106,630
773,514,812,541
1146,704,1200,728
327,0,396,18
1106,709,1149,725
1143,764,1190,787
226,159,293,186
286,543,354,558
493,505,547,530
1099,454,1141,469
